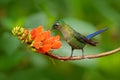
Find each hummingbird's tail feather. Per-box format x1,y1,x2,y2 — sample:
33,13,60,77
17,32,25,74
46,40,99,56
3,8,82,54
86,28,108,40
87,40,98,46
82,37,98,46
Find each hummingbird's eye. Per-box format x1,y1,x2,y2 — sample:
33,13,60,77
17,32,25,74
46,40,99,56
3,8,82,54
54,23,59,26
53,23,59,29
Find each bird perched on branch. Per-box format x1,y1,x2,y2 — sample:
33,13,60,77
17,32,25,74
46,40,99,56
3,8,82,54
51,20,108,58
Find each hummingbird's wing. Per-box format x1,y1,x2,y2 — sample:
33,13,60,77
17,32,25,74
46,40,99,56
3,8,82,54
86,28,108,40
74,32,97,46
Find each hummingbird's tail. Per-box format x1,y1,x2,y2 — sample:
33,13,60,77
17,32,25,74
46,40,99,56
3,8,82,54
86,28,108,40
82,37,98,46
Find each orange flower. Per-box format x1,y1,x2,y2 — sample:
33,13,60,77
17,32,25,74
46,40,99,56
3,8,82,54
52,41,61,49
30,26,62,54
36,44,51,53
30,26,43,40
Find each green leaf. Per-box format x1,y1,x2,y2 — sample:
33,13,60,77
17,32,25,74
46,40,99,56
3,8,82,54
24,12,48,28
1,32,20,55
0,51,25,71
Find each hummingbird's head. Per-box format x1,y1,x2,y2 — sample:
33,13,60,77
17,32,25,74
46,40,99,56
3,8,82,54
51,20,65,31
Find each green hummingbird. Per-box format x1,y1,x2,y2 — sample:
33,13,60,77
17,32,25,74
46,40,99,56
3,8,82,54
51,20,108,58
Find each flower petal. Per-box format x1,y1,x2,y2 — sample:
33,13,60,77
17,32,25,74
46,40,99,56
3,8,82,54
33,41,42,49
30,28,37,40
37,44,51,54
54,35,60,40
36,26,43,33
30,26,43,40
30,26,62,54
52,41,62,49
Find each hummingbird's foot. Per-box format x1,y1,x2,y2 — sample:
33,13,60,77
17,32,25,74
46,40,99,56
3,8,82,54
81,49,87,59
70,49,74,59
81,53,87,59
81,55,88,59
69,55,73,59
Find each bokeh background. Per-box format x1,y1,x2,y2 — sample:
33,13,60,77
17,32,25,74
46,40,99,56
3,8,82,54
0,0,120,80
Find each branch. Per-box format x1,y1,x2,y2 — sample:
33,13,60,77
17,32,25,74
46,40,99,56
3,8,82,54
45,47,120,61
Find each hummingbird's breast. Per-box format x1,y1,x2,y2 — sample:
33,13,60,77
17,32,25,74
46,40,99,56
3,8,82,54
60,26,86,49
67,37,86,49
60,27,72,40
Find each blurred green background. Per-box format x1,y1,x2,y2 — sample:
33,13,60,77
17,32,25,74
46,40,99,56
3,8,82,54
0,0,120,80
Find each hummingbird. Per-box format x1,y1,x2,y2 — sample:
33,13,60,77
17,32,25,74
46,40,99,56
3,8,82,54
51,20,108,58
